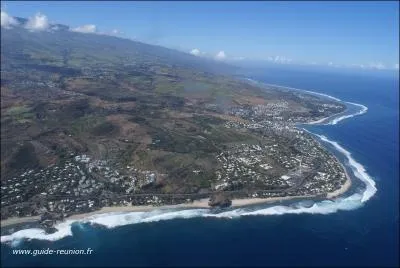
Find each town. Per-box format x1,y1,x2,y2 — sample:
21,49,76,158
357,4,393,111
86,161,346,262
1,19,349,232
1,109,348,227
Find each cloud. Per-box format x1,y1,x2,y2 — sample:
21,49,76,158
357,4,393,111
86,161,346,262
351,64,366,69
1,11,19,29
190,48,201,56
350,62,391,71
215,51,226,60
368,62,386,70
111,29,123,35
327,62,342,68
232,56,246,61
394,63,399,70
189,48,208,57
266,55,292,64
71,24,97,34
97,29,124,36
25,12,49,31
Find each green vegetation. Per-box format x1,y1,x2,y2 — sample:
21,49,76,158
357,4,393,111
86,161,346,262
5,105,34,123
1,20,347,200
70,115,104,135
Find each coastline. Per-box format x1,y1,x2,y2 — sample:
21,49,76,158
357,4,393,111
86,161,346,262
306,116,331,125
1,216,41,228
1,197,302,227
326,160,352,199
301,120,353,200
0,82,357,233
0,175,351,228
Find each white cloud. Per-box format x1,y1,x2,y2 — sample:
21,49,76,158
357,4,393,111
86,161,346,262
111,29,123,35
190,48,201,56
25,12,49,31
350,62,392,71
368,62,386,70
266,55,292,64
232,56,245,61
97,29,124,36
71,24,97,34
394,63,399,70
215,51,226,60
1,11,19,29
327,62,343,68
351,64,366,69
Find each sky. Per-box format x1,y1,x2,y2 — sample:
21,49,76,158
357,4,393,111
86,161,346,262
1,1,399,70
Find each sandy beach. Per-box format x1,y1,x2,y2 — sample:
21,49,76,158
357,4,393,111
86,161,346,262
67,195,319,221
0,159,353,228
0,186,348,228
65,198,211,221
326,161,352,199
65,163,353,221
306,116,331,125
0,216,41,228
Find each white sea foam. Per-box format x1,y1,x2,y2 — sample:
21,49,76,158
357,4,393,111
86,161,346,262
1,220,75,244
83,209,210,228
316,134,377,202
1,81,377,243
327,102,368,125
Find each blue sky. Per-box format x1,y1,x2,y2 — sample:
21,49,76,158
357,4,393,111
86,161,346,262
2,1,399,70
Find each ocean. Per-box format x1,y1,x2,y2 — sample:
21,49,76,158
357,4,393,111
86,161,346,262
1,69,399,267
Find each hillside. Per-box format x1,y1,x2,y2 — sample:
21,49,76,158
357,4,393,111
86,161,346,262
1,18,347,220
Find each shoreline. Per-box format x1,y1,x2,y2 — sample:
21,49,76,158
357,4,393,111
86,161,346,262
0,82,357,232
306,116,331,125
1,175,351,228
302,113,353,200
1,216,41,228
326,161,352,199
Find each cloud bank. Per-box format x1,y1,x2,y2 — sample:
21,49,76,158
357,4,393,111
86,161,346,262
1,11,18,29
368,62,386,70
215,51,226,60
71,24,97,34
267,55,292,64
25,13,49,31
110,29,124,36
190,48,201,56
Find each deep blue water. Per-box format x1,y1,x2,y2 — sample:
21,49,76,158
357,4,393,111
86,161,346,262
2,69,399,267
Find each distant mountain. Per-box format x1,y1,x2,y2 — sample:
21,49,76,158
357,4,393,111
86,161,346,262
1,17,239,76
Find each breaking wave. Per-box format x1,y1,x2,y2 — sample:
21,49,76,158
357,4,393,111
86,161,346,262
1,83,377,244
327,102,368,125
1,221,75,244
